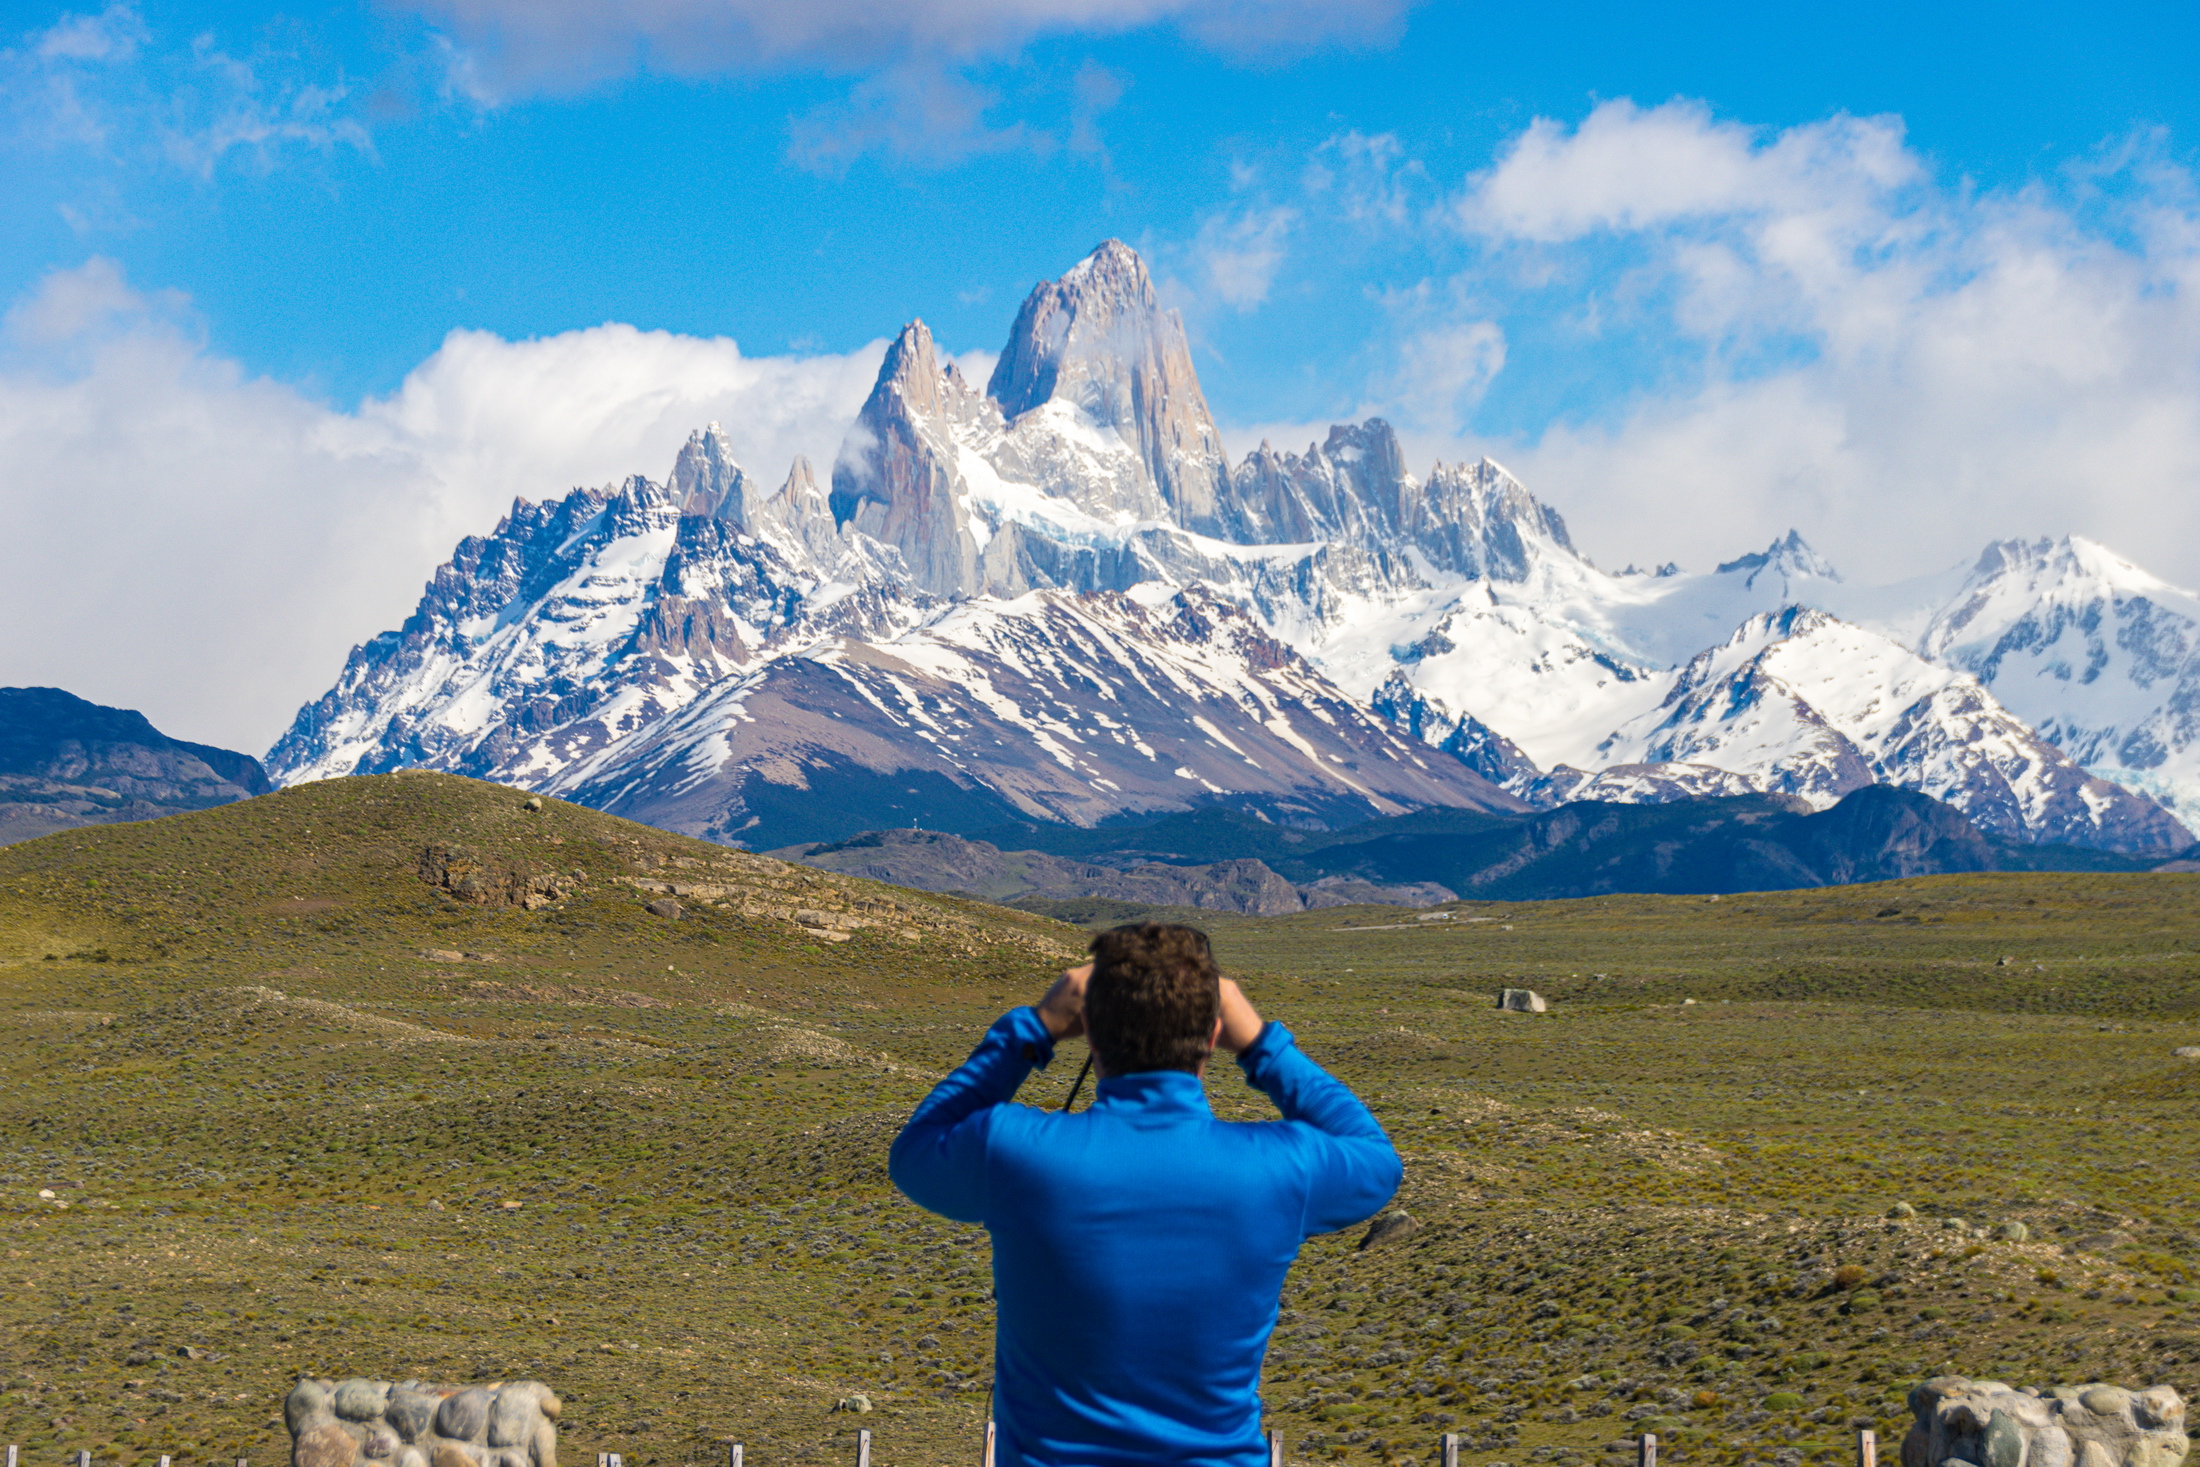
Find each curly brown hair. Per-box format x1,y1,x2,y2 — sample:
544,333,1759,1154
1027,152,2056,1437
1084,922,1222,1075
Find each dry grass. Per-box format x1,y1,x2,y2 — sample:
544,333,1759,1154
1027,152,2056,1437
0,776,2193,1467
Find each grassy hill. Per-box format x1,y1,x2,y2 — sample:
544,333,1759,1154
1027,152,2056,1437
0,774,2195,1467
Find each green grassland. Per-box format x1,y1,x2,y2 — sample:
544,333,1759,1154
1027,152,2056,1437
0,774,2195,1467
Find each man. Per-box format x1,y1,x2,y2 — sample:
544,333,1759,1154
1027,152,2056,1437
889,921,1401,1467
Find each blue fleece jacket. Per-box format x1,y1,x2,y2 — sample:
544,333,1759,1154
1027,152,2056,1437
887,1007,1401,1467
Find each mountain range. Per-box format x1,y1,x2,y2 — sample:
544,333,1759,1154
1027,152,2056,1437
775,785,2183,914
266,240,2200,858
0,686,271,846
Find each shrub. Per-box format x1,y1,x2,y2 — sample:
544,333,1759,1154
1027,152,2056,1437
1832,1265,1868,1291
1765,1393,1806,1411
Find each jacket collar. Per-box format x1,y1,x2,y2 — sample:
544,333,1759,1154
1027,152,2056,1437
1091,1068,1212,1120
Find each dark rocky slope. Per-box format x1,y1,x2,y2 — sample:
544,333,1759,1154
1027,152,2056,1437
0,686,271,846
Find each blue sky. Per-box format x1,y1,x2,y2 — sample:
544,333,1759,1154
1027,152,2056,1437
10,0,2198,417
6,0,2200,748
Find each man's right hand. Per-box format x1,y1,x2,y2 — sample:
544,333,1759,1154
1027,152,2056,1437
1036,962,1092,1040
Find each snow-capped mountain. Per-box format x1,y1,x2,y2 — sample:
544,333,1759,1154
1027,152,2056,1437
1563,607,2187,849
1917,537,2200,822
271,413,1522,845
269,239,2195,854
558,586,1508,845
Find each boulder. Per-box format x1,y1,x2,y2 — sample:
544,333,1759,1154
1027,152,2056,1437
287,1380,559,1467
644,897,683,920
1359,1210,1422,1251
1902,1377,2186,1467
1498,988,1547,1013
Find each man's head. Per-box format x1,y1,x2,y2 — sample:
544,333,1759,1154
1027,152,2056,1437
1083,922,1222,1076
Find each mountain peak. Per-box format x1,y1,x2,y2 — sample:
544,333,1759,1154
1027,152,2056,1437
1410,455,1584,578
1716,529,1840,585
1057,237,1145,291
829,317,979,594
1964,534,2180,600
985,240,1229,532
672,422,749,522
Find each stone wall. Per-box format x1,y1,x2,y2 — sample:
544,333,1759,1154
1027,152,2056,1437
286,1378,559,1467
1904,1377,2187,1467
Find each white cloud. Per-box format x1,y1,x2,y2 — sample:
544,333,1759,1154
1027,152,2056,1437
1190,206,1296,310
34,5,144,63
1302,130,1427,228
402,0,1414,95
1395,100,2200,589
1459,99,1920,244
786,63,1034,170
3,4,371,178
0,259,887,754
402,0,1410,163
1386,319,1506,433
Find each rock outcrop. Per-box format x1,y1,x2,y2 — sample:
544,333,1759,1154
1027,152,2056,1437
1903,1378,2186,1467
417,844,576,909
286,1377,559,1467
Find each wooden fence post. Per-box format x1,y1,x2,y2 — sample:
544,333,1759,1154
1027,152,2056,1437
1442,1432,1462,1467
1267,1428,1284,1467
983,1420,996,1467
1640,1433,1658,1467
729,1445,744,1467
78,1451,90,1467
1861,1430,1878,1467
855,1427,872,1467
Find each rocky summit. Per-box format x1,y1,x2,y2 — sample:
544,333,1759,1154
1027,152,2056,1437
269,240,2195,855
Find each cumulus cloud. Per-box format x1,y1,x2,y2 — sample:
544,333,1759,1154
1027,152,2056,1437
0,259,887,754
1459,100,1921,244
1386,100,2200,589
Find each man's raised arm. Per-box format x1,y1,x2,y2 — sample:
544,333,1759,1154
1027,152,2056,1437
1218,979,1402,1234
886,964,1088,1222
